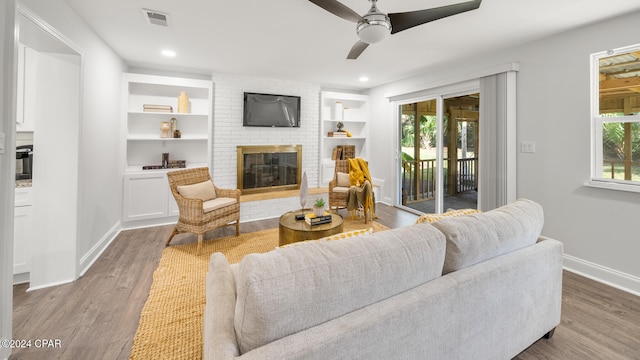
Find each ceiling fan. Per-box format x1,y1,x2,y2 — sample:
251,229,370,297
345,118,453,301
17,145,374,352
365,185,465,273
308,0,482,59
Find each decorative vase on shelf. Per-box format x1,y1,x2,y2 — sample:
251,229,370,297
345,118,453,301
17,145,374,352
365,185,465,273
333,101,343,121
170,117,177,137
178,91,189,113
160,121,170,138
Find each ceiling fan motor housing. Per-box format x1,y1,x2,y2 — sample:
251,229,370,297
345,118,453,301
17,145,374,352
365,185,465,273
356,5,391,44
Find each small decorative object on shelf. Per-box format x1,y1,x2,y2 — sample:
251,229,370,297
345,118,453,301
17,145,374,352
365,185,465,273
160,121,170,138
327,131,348,137
173,129,181,138
167,160,186,168
144,104,173,113
162,152,170,168
313,197,326,217
336,122,344,131
178,91,189,113
170,117,177,137
333,101,343,121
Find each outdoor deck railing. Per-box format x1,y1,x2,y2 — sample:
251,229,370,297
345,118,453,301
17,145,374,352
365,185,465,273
402,157,477,203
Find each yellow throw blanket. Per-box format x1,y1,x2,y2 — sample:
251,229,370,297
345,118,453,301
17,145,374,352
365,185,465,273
348,158,371,186
347,158,375,220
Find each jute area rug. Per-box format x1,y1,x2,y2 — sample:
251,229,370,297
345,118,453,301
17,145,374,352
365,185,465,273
129,220,389,360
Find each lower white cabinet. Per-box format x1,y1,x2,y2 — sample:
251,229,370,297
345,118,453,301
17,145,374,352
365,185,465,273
14,187,33,279
123,172,178,224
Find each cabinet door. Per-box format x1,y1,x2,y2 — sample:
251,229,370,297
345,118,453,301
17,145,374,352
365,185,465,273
14,206,32,275
168,189,179,216
123,173,169,221
17,46,37,132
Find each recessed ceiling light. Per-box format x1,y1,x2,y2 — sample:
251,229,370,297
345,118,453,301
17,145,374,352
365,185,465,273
359,76,369,82
161,49,176,57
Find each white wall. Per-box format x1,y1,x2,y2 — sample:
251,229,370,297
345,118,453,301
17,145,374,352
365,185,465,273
1,2,17,357
19,0,125,281
367,10,640,294
211,73,321,220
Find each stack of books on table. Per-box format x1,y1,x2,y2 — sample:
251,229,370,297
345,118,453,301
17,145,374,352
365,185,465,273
143,104,173,113
327,131,348,137
305,213,332,226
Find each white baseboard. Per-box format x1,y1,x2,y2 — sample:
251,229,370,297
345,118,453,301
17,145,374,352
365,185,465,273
79,221,122,277
563,254,640,297
27,278,74,292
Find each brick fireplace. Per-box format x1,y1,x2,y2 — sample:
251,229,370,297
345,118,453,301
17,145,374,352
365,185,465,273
237,145,302,194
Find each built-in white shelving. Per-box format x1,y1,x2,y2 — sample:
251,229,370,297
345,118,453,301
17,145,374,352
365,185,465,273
319,91,369,185
123,73,213,172
122,73,213,226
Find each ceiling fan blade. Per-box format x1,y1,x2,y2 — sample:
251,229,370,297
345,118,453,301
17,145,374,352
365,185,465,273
308,0,363,23
388,0,482,34
347,41,370,60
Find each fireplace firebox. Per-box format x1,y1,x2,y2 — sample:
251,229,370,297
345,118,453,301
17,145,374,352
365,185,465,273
237,145,302,194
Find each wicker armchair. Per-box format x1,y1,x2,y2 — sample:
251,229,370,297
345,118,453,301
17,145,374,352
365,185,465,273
166,167,240,253
328,160,350,210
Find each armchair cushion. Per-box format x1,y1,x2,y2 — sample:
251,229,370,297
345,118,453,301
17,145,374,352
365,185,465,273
203,197,237,213
177,180,217,201
332,186,350,193
336,172,351,187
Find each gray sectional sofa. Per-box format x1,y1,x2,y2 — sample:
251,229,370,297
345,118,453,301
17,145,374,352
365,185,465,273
204,199,563,360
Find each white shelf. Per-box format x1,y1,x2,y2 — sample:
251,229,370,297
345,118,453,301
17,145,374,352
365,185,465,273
127,135,208,141
323,136,366,140
127,111,208,117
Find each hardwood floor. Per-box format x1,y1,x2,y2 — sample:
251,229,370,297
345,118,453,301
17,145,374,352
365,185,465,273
10,204,640,359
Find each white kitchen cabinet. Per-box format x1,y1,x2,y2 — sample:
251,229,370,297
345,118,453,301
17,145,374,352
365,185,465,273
319,91,369,186
14,187,33,282
16,44,37,132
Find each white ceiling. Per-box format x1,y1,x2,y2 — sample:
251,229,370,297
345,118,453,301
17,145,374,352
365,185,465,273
64,0,640,90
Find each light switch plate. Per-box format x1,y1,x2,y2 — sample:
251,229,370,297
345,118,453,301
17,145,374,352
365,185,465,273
0,132,5,154
521,141,536,153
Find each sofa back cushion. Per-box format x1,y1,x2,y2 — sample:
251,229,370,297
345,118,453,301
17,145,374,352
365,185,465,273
431,198,544,274
233,223,446,354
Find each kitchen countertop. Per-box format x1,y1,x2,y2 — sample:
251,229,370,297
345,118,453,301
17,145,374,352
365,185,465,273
16,179,32,188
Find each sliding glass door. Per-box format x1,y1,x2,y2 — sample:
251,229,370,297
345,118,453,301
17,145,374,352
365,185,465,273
399,92,479,214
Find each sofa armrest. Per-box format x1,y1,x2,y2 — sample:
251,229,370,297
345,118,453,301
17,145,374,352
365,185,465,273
204,253,240,360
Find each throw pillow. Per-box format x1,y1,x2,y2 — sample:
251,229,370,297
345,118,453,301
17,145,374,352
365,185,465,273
415,208,480,224
177,180,217,201
336,171,351,187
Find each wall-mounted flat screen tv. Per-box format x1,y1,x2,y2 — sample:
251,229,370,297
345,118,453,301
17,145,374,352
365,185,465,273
243,92,301,128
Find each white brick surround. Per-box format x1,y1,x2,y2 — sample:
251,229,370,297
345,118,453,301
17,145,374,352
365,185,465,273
210,73,322,221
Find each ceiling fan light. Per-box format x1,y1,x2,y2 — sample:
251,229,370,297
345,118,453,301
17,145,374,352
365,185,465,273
357,14,391,44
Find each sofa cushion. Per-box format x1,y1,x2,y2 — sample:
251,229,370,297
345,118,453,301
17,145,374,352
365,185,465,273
233,223,446,354
431,198,544,274
177,180,217,201
416,208,481,224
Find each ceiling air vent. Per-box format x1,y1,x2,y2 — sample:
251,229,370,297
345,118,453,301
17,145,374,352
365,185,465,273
142,8,171,27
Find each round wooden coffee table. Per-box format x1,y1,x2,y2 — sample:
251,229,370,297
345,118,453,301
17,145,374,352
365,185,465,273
278,209,344,247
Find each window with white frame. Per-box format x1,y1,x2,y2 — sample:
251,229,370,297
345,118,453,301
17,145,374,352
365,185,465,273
591,44,640,190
